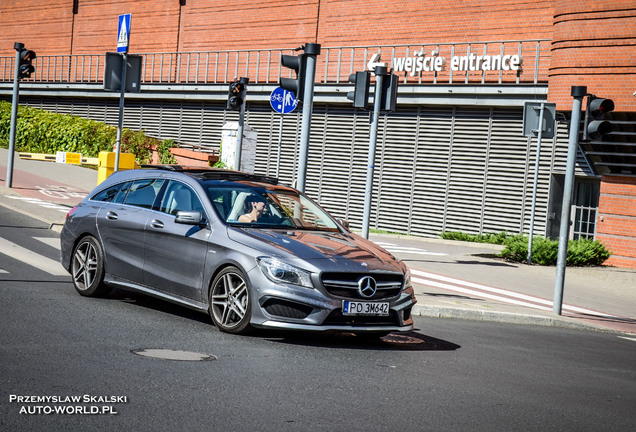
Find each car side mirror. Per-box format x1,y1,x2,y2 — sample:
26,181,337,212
336,218,350,230
175,210,204,226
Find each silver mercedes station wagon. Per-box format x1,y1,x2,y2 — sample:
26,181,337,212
60,167,416,336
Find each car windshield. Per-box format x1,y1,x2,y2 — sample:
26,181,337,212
204,182,340,231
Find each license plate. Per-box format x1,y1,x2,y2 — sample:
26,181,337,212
342,301,389,316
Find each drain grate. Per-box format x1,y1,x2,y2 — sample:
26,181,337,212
131,349,217,361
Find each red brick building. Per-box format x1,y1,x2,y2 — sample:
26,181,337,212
1,0,634,267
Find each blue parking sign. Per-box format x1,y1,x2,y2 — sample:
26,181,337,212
270,87,298,114
117,14,131,53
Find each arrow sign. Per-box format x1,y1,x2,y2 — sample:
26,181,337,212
367,53,388,73
117,14,131,53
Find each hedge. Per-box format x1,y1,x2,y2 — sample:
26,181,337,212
0,101,176,164
440,230,611,266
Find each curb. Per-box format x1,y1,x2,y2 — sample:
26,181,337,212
411,304,626,335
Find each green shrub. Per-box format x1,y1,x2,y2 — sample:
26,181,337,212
0,101,175,164
500,236,559,265
566,239,611,266
439,230,519,245
441,230,611,266
499,236,610,266
156,139,178,164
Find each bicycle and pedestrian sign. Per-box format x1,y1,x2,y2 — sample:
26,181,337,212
270,87,297,114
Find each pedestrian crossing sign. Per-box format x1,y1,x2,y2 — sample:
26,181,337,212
117,14,131,53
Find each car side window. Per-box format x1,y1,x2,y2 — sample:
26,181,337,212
123,179,164,209
159,181,205,216
91,183,123,202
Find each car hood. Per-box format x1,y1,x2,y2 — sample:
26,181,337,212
227,227,403,273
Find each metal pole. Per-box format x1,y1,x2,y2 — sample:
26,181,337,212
6,44,23,188
235,77,249,171
114,52,127,172
276,116,283,178
553,86,586,315
361,66,386,239
236,100,245,171
527,102,545,265
296,43,320,193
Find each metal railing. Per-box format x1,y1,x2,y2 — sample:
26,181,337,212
0,40,550,87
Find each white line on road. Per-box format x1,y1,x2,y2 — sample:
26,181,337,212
0,237,68,276
5,195,70,213
410,268,618,318
375,242,448,256
34,237,61,250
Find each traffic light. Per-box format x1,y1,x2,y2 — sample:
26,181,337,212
280,53,306,102
227,78,247,111
380,73,398,112
18,48,36,80
347,71,370,109
583,95,614,141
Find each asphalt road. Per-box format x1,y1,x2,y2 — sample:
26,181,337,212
1,206,635,431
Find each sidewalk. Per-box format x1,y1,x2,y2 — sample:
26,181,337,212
2,148,635,336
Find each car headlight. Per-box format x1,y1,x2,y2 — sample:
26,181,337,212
404,266,412,288
256,257,314,289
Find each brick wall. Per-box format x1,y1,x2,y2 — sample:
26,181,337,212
596,175,636,269
71,0,182,54
549,1,636,111
316,0,553,46
0,0,74,55
1,1,553,54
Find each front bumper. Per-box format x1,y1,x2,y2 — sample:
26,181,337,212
247,266,416,332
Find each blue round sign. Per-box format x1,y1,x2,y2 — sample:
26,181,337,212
270,87,298,114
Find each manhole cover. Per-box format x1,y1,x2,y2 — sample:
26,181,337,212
131,349,217,361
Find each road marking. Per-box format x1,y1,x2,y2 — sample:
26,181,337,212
410,268,619,318
0,237,68,276
618,336,636,343
375,242,447,256
34,236,61,250
5,195,70,213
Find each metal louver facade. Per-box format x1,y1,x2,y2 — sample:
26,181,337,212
20,96,580,238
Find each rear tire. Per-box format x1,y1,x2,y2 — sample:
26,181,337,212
209,266,252,334
71,236,109,297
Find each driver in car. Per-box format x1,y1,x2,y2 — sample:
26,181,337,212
239,195,268,223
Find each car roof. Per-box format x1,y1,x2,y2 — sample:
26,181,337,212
140,165,279,185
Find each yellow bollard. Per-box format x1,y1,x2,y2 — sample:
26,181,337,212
97,152,136,185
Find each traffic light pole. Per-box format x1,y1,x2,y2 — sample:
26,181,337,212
5,44,23,188
553,85,586,315
295,43,320,192
234,77,249,171
361,66,387,239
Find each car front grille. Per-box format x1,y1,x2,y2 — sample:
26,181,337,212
320,272,403,300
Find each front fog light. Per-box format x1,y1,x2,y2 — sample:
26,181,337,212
256,257,313,289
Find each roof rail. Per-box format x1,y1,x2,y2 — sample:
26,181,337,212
140,164,279,185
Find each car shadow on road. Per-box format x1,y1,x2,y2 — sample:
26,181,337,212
265,331,461,352
109,289,461,351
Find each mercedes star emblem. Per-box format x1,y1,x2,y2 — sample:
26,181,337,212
358,276,377,298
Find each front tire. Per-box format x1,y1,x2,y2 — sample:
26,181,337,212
71,236,109,297
209,266,252,334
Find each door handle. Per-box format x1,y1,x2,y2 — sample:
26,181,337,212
150,219,164,229
106,211,118,220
